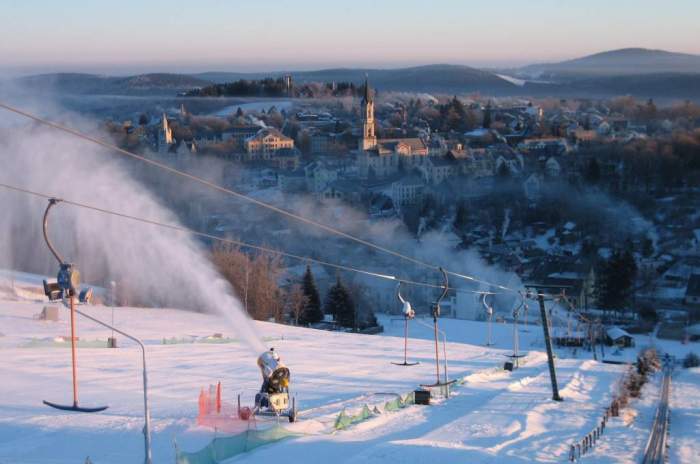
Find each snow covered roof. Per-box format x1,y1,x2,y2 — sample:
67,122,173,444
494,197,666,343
606,326,632,340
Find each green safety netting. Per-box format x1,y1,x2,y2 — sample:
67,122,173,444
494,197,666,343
334,393,416,430
334,404,373,430
176,425,300,464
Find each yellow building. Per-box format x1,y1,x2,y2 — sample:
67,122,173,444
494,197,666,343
245,128,295,157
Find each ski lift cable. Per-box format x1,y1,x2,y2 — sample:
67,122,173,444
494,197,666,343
0,182,498,296
0,102,522,295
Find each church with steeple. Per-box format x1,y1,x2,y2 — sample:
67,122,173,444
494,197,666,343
359,76,377,151
357,77,429,178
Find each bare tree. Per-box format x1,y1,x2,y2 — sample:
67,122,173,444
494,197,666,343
287,284,308,325
211,244,285,320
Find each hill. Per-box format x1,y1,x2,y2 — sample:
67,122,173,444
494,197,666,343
520,48,700,79
193,64,517,94
14,72,212,95
1,271,678,463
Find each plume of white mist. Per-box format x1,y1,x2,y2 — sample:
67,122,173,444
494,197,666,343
0,119,265,356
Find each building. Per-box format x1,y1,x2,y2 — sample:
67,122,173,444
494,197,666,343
245,128,295,157
605,327,635,348
358,76,377,151
357,78,429,178
685,274,700,305
158,113,174,152
391,174,424,208
526,258,596,310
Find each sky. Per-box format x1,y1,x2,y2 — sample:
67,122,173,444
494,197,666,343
1,0,699,75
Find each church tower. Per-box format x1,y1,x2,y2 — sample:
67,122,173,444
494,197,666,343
359,76,377,151
158,112,174,152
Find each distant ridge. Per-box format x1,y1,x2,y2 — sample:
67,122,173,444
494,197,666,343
520,47,700,78
14,72,211,95
12,65,517,96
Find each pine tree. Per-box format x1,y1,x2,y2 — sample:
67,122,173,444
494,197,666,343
299,265,323,325
584,158,601,185
483,102,492,129
324,277,356,330
454,199,469,231
596,249,638,314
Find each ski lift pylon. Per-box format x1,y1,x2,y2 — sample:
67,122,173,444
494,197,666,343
41,198,108,414
391,281,419,366
421,267,456,390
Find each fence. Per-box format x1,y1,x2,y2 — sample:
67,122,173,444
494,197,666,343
334,392,415,431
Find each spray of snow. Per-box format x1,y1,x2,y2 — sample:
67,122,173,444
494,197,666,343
0,97,265,356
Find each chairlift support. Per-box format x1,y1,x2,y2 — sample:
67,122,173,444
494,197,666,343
420,268,456,390
505,294,526,369
41,198,108,414
482,293,495,346
391,282,419,366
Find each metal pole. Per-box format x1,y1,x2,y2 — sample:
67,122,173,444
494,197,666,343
441,330,448,384
69,294,79,408
72,307,152,464
403,318,408,364
433,315,440,385
537,293,562,401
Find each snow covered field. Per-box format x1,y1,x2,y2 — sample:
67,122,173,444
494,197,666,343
1,278,699,463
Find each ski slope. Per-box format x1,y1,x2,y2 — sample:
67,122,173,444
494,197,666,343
0,277,697,463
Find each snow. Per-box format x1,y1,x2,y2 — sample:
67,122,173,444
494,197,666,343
1,276,699,463
495,74,527,87
669,368,700,463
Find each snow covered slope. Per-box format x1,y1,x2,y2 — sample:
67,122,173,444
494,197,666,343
0,283,696,463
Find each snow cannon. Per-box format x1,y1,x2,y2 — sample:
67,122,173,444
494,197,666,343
241,348,297,422
397,283,415,320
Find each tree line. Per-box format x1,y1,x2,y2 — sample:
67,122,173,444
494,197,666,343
211,244,378,331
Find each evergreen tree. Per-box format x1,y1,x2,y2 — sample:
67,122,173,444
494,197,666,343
584,158,601,185
483,102,492,129
324,277,356,330
596,248,638,314
454,199,469,231
299,265,323,325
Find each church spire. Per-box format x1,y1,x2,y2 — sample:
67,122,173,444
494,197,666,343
359,73,376,151
362,73,372,104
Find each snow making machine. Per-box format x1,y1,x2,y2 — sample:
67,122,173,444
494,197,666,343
239,348,297,422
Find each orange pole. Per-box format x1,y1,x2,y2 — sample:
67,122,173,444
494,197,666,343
216,382,221,414
69,294,79,407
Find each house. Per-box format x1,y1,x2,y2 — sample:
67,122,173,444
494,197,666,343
319,179,362,204
685,274,700,305
518,138,570,158
526,257,596,310
390,175,424,209
269,148,301,170
245,128,295,155
605,326,635,348
421,157,457,185
222,125,260,149
278,170,307,193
